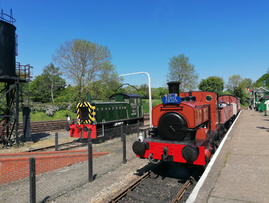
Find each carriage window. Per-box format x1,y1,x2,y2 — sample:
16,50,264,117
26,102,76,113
110,96,116,102
124,98,129,104
79,107,89,120
130,98,137,105
205,95,213,102
138,98,141,105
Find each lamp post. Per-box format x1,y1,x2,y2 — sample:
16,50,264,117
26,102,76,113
119,72,152,127
263,80,267,116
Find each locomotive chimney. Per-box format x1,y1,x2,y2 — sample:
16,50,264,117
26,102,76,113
167,81,181,95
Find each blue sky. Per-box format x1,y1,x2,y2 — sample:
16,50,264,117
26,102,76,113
1,0,269,88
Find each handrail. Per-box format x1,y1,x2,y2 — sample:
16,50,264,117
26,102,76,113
0,9,16,24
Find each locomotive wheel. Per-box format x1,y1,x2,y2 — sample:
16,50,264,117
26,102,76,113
158,112,187,141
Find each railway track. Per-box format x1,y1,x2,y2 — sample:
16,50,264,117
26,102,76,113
26,139,88,152
108,163,195,203
19,120,68,135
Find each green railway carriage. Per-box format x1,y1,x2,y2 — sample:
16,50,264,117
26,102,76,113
69,93,144,139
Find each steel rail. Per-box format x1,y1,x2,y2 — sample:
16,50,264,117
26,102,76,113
171,177,194,203
109,171,152,203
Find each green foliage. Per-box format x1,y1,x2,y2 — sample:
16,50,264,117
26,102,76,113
167,54,199,92
53,110,76,119
87,61,122,101
253,73,269,87
29,63,66,103
138,84,149,99
225,75,253,105
198,76,224,93
30,75,50,103
142,99,162,113
152,87,168,99
219,90,232,96
226,75,243,92
54,85,78,103
28,110,76,122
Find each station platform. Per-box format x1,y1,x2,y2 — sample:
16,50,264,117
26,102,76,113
187,109,269,203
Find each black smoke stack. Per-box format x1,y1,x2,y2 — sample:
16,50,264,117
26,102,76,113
167,81,181,95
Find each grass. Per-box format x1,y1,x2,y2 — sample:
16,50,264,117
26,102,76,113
20,110,77,122
142,99,162,113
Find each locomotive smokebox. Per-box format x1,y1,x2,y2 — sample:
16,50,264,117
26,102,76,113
167,81,181,95
0,16,17,77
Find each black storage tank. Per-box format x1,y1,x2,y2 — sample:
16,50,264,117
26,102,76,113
0,19,16,77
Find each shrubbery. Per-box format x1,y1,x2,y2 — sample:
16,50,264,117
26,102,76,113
31,102,75,117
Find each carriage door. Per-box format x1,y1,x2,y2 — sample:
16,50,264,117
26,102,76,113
137,99,139,117
130,97,137,118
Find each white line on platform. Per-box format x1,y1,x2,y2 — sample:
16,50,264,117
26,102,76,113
186,110,243,203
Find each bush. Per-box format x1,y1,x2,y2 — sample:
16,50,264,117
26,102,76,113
30,102,75,116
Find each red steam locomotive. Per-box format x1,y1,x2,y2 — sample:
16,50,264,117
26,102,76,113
132,81,240,166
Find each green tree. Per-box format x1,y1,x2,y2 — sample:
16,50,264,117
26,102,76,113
198,76,224,93
138,84,149,99
226,75,251,105
234,85,246,102
254,73,269,87
43,63,66,103
120,85,139,94
87,61,122,101
30,64,66,103
151,87,169,99
54,85,78,103
167,54,199,92
29,75,51,103
53,39,119,101
242,78,253,88
226,75,243,93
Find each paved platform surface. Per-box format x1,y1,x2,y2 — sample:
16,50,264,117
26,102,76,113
191,109,269,203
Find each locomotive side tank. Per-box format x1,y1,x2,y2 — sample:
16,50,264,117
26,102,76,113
133,81,239,166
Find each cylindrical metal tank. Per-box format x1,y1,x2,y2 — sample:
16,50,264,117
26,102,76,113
0,20,16,76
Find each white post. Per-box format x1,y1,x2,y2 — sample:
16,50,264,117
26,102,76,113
119,72,152,127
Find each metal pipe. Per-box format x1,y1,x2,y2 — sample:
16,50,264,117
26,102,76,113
55,132,58,151
88,130,93,182
121,125,127,164
119,72,152,127
29,157,36,203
